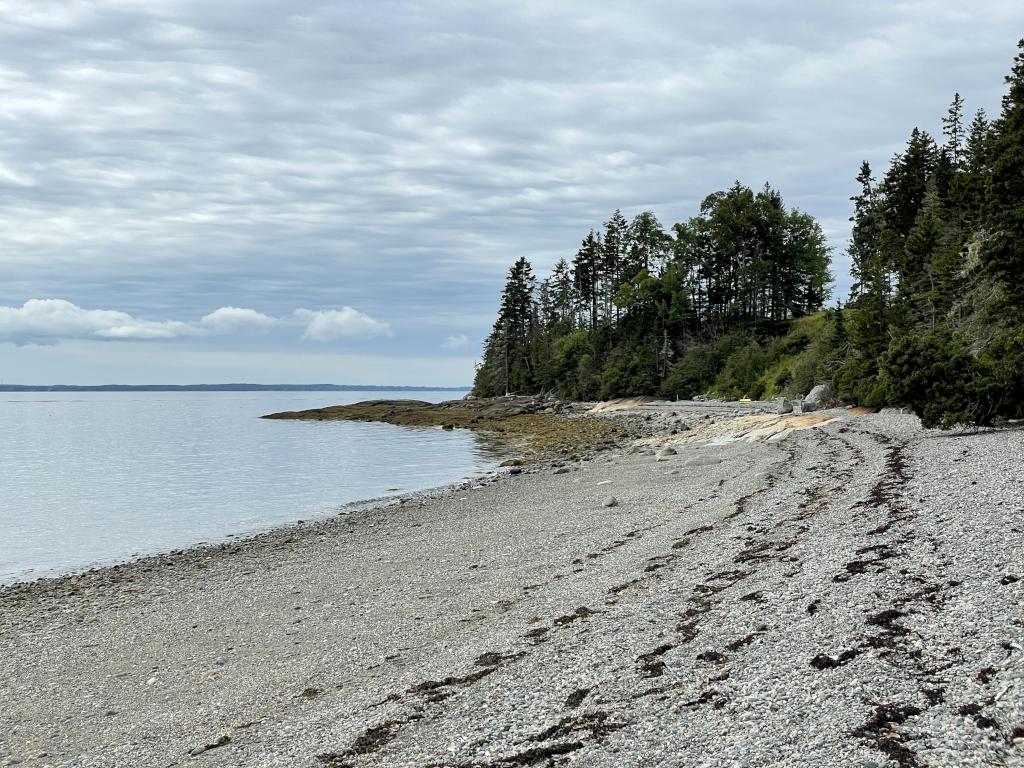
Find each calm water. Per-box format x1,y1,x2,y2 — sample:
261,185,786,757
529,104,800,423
0,391,502,585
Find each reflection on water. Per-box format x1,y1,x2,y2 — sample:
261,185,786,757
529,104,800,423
0,390,503,584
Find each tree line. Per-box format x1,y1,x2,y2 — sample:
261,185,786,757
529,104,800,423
474,40,1024,428
472,184,832,401
837,39,1024,426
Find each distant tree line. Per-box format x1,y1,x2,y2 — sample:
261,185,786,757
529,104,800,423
474,40,1024,428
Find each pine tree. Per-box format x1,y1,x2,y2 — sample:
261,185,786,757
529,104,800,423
982,38,1024,311
475,257,537,395
572,231,601,329
600,210,629,321
625,211,669,277
547,258,575,328
942,92,967,169
961,107,992,225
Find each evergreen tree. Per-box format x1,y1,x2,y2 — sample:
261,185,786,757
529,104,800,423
475,258,537,395
962,107,992,224
600,210,629,321
942,92,967,169
625,211,670,277
982,38,1024,311
572,231,601,330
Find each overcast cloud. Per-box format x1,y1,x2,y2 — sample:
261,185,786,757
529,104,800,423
0,1,1021,384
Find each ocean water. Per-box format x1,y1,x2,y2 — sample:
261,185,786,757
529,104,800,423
0,390,503,585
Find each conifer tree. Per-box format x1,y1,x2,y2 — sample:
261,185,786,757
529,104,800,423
942,92,967,169
572,231,601,329
982,38,1024,310
600,210,629,321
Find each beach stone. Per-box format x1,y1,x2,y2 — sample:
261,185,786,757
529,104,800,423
655,447,677,461
602,496,618,508
776,398,794,414
804,383,832,407
553,467,571,475
190,746,207,756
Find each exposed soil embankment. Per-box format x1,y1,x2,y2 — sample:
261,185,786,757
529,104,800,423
262,397,623,458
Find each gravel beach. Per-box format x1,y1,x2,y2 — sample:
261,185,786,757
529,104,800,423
1,407,1022,767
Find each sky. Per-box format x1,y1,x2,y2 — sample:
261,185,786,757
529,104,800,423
1,1,1021,385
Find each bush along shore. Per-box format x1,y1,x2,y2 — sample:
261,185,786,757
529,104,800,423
1,402,1022,767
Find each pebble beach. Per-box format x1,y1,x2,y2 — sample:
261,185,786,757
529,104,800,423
1,405,1022,767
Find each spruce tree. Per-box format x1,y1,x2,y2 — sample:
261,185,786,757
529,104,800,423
982,38,1024,311
942,92,967,169
572,231,601,329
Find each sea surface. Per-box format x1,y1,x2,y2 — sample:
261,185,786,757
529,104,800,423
0,390,503,585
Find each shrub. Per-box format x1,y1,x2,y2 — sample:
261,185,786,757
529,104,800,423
880,332,985,428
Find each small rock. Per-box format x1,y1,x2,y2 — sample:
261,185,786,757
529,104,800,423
602,496,619,508
190,746,207,757
553,467,571,475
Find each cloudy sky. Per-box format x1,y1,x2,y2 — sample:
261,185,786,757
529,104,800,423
1,1,1021,385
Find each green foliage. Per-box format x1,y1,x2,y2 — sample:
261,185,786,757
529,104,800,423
757,312,844,400
833,42,1024,427
473,42,1024,429
880,333,984,428
982,39,1024,310
551,330,600,400
660,332,748,399
714,341,767,399
978,327,1024,419
474,185,833,400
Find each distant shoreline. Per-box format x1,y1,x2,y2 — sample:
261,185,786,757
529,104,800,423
0,384,469,392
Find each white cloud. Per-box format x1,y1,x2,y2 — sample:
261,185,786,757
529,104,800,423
0,299,386,345
296,307,394,342
199,306,277,332
443,333,469,349
0,299,192,344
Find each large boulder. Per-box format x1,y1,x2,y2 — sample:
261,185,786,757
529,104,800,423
803,383,833,408
776,397,794,414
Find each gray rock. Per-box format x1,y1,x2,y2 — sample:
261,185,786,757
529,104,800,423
803,383,832,407
776,397,793,414
602,496,618,508
655,447,677,461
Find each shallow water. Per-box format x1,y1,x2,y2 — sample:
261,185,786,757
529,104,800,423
0,390,501,584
